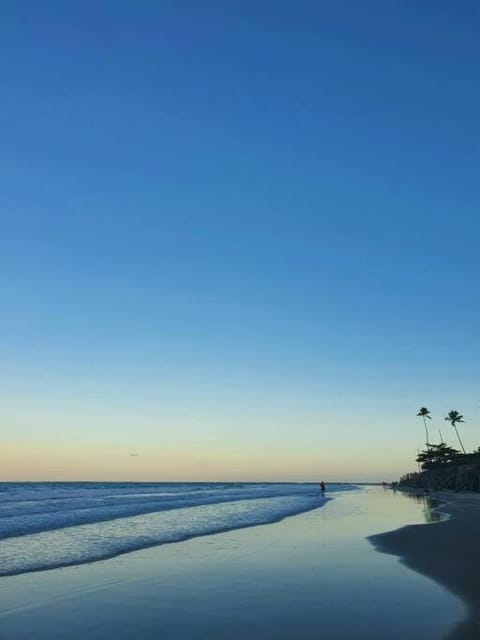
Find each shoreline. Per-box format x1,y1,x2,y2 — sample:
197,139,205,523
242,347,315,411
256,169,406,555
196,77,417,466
0,487,463,640
369,490,480,639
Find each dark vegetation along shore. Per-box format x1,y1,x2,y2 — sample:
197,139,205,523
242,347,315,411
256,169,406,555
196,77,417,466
399,407,480,492
400,460,480,492
372,407,480,639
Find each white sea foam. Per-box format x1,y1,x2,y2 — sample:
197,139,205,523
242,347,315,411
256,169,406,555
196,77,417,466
0,482,355,576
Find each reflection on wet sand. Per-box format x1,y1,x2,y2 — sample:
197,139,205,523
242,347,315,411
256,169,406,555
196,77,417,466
399,492,444,523
0,488,464,640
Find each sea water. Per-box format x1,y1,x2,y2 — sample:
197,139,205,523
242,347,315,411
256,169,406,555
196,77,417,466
0,482,354,575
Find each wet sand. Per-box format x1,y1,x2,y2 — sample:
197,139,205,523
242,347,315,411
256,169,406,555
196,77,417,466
369,490,480,640
0,488,464,639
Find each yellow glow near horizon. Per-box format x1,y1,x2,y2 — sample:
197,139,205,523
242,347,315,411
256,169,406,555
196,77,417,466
2,437,414,483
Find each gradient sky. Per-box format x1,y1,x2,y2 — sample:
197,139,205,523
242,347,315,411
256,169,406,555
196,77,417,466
2,1,479,482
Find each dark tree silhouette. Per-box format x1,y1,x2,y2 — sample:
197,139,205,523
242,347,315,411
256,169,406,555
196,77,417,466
417,407,432,447
416,443,461,469
445,410,466,453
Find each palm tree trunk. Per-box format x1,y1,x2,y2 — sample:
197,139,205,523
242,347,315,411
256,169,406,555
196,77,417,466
453,425,466,453
423,417,430,447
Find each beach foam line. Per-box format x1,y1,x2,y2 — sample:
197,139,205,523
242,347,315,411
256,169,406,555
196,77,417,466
0,483,340,540
0,493,329,576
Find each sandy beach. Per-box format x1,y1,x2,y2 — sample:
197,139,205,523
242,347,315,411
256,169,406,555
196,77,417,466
0,487,465,639
3,3,476,638
370,490,480,640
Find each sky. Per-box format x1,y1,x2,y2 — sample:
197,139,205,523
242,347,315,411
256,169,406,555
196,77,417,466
1,1,479,482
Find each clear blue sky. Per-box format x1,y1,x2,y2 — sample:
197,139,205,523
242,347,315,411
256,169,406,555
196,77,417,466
2,1,479,481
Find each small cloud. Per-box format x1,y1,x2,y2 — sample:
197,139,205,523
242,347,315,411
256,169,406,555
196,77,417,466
129,453,140,457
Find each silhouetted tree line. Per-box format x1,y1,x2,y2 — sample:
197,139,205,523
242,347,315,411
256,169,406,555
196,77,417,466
417,407,474,470
416,443,480,470
413,407,475,470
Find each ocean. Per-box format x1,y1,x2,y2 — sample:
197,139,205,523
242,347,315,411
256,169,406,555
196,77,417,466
0,481,355,576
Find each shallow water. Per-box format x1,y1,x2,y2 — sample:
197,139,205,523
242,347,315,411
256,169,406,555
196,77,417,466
0,487,465,639
0,482,353,575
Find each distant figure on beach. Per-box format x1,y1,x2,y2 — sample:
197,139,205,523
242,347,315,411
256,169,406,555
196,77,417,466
320,481,326,493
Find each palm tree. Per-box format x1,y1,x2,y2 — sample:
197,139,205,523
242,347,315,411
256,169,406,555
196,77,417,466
417,407,431,447
445,410,466,453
